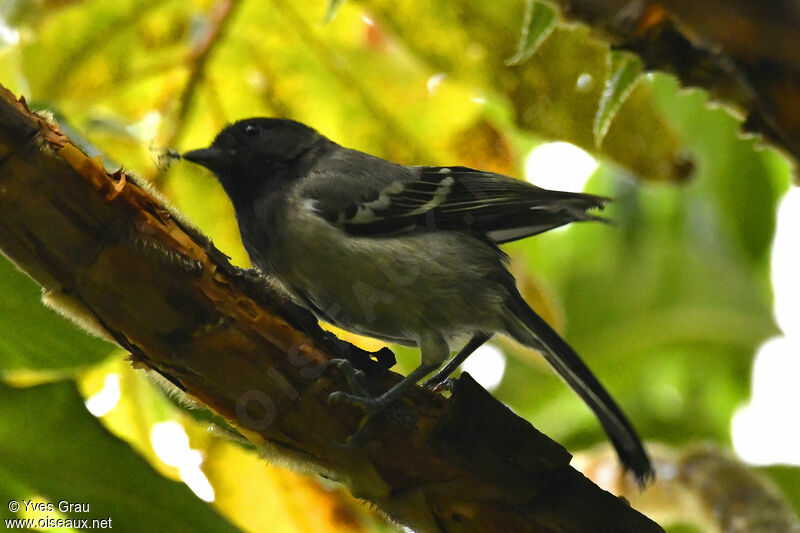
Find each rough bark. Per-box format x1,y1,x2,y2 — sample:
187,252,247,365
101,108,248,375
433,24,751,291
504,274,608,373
0,83,662,533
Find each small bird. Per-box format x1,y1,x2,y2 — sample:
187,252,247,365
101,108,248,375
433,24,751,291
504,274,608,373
183,118,653,483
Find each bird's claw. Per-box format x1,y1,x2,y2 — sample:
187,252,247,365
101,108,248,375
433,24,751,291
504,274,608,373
323,358,368,396
328,391,381,413
325,359,417,444
329,391,414,447
423,377,456,393
327,389,387,446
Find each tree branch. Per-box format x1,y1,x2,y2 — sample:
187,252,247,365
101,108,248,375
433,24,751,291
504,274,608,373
549,0,800,164
0,83,662,533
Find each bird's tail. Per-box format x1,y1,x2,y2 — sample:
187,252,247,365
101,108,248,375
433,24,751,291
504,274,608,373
504,288,653,485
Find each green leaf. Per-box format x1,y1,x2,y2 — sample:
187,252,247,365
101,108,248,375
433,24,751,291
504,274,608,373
649,74,792,265
361,0,687,181
594,51,643,147
0,380,240,531
0,255,114,376
506,0,558,65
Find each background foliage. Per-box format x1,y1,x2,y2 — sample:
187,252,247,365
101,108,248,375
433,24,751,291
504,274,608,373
0,0,796,531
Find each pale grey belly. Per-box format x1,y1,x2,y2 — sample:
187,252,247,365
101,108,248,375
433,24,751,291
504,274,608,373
265,210,510,347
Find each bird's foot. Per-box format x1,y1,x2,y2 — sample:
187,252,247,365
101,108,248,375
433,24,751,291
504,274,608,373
323,358,369,397
329,391,411,448
328,391,384,413
325,358,413,446
423,376,456,393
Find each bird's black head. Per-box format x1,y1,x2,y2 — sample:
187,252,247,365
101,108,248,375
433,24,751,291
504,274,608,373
182,118,330,203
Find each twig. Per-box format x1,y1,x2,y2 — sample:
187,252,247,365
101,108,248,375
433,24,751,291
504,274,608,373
153,0,241,185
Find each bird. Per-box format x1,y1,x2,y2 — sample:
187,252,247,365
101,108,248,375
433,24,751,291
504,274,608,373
182,117,653,483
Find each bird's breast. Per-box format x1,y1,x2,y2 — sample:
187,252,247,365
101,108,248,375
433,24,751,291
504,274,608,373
259,194,511,345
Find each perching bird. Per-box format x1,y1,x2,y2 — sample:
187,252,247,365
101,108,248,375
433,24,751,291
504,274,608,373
182,117,653,483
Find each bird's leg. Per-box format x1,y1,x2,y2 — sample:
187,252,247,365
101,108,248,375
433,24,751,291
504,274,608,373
328,333,447,445
329,362,438,412
423,332,492,391
328,362,438,446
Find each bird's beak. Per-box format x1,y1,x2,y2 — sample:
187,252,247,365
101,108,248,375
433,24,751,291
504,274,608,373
181,147,226,171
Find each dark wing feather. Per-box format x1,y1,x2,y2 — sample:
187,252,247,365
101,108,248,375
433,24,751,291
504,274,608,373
314,166,610,244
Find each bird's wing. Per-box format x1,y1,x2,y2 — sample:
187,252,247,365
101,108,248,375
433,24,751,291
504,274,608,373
310,165,610,244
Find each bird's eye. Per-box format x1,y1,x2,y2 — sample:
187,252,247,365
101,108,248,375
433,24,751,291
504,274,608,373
243,124,260,136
